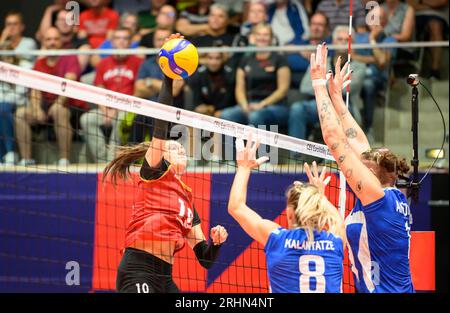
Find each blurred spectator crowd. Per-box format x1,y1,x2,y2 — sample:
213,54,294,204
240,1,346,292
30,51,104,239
0,0,448,165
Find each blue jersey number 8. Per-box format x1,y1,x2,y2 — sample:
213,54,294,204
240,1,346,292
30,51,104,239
299,255,326,293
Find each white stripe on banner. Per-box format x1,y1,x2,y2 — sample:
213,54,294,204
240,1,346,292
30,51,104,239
0,61,334,160
0,41,448,57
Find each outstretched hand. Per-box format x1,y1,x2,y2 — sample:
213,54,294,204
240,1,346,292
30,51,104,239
310,43,329,81
236,133,270,170
328,57,352,97
304,161,331,194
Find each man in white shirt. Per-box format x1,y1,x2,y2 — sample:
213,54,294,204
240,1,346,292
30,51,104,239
0,11,37,69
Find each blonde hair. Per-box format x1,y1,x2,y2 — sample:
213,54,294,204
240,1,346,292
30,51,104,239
286,182,346,242
251,22,273,38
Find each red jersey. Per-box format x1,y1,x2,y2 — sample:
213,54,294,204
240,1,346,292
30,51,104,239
125,160,198,253
94,55,143,95
33,55,87,109
79,7,119,48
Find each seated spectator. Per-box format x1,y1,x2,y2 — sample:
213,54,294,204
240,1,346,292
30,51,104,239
288,11,330,89
42,9,92,72
90,12,142,67
36,0,70,43
190,3,241,48
220,23,290,129
175,0,213,36
138,0,169,33
240,0,268,44
35,0,91,42
267,0,309,46
383,0,415,42
78,0,120,48
140,4,177,48
0,44,28,165
132,28,185,143
407,0,449,79
317,0,367,33
0,11,37,69
189,50,236,117
188,50,236,161
80,27,143,163
288,25,366,141
15,27,84,166
354,7,396,141
190,3,245,65
99,12,142,50
53,10,90,49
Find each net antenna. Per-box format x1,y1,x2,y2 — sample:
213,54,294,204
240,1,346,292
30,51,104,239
338,0,353,218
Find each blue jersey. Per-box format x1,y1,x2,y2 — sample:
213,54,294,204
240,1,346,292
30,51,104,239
264,228,344,293
345,188,414,293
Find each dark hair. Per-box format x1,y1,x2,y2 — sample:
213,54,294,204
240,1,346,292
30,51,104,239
5,10,24,24
103,142,150,185
361,147,410,185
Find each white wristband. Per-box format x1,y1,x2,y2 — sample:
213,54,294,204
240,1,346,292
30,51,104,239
312,79,327,87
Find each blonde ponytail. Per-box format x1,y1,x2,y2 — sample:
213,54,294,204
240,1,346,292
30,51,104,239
286,183,346,242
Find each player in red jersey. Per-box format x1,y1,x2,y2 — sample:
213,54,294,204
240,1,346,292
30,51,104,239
104,33,228,293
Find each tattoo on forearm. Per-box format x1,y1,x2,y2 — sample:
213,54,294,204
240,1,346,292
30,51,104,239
340,108,349,117
356,180,363,193
319,111,332,123
331,143,339,151
345,128,357,138
345,169,353,178
338,155,346,164
321,100,331,113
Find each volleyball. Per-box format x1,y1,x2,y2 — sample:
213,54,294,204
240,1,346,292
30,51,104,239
158,38,199,80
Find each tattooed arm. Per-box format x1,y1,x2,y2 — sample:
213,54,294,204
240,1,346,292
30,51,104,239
310,44,384,206
328,57,371,156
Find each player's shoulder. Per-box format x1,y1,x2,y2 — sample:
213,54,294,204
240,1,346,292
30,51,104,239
270,227,309,241
270,227,286,236
383,187,407,202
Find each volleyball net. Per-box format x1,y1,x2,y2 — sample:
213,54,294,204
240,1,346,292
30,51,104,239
0,59,362,293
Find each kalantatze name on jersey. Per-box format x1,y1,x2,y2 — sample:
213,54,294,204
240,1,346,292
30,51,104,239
284,239,335,251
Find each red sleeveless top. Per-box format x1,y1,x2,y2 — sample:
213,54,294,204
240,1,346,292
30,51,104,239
125,162,196,253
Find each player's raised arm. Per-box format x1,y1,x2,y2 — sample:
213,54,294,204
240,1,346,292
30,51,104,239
144,33,185,168
327,58,371,156
311,44,384,206
227,135,279,246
